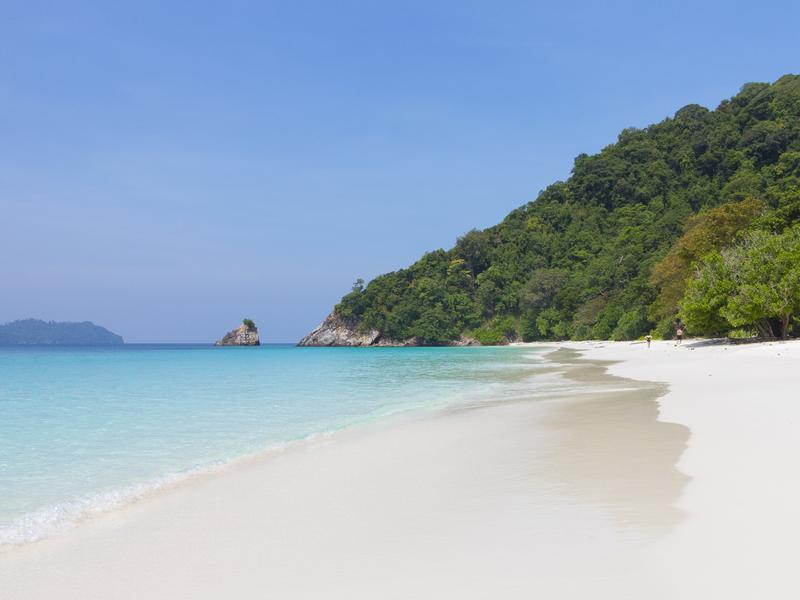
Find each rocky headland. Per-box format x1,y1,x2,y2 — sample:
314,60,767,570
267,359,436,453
297,312,480,347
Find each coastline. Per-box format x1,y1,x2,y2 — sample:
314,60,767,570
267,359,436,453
0,345,538,550
2,340,798,598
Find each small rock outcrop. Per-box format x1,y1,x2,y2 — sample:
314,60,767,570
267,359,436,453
297,312,380,346
215,320,260,346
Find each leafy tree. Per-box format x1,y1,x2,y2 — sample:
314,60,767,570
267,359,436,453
470,316,519,345
520,268,569,314
649,197,765,321
612,308,648,341
679,252,735,335
681,227,800,339
535,308,564,339
454,229,492,276
411,304,458,345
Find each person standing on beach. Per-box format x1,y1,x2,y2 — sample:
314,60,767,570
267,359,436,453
645,334,652,348
675,326,684,345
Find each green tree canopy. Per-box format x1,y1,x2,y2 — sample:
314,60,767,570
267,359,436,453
328,75,800,344
681,227,800,339
649,197,765,321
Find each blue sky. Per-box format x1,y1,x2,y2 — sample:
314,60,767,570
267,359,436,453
2,1,798,342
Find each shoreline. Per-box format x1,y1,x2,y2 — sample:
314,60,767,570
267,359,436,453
0,345,677,598
0,346,549,552
548,339,800,598
3,339,798,598
0,426,353,550
0,346,624,551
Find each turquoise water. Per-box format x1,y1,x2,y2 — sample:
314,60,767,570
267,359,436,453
0,344,542,546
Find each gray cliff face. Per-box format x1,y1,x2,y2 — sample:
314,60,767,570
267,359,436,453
297,312,380,346
297,312,482,347
215,322,260,346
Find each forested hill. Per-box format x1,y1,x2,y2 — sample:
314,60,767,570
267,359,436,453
0,319,124,345
306,75,800,345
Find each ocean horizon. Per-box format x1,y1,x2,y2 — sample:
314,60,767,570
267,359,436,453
0,343,549,548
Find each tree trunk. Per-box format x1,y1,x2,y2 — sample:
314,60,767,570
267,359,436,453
781,314,790,340
755,319,775,340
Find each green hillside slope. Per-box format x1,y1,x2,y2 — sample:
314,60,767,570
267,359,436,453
328,75,800,344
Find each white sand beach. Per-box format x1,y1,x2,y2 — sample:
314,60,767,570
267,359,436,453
2,340,799,599
564,339,800,599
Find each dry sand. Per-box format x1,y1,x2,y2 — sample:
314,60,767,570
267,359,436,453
561,339,800,599
2,339,798,598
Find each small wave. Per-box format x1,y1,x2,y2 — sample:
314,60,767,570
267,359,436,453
0,347,555,551
0,434,333,551
1,410,447,551
0,473,187,548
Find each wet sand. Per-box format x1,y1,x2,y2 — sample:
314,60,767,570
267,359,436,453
542,348,689,529
558,339,800,599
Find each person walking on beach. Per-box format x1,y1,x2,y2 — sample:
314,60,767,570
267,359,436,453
675,326,684,345
645,334,652,348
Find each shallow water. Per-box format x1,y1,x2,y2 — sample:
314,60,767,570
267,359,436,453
0,343,544,546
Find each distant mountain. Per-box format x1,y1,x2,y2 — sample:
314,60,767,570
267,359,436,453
0,319,124,345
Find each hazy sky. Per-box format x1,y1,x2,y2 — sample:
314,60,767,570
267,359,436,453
2,1,798,342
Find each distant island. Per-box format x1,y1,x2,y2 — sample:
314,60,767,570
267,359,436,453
300,74,800,346
0,319,124,345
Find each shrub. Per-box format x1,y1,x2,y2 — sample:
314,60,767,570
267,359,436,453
470,316,519,345
611,308,648,341
652,316,676,340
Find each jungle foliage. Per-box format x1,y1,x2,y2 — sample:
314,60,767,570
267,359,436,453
334,76,800,343
681,227,800,340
